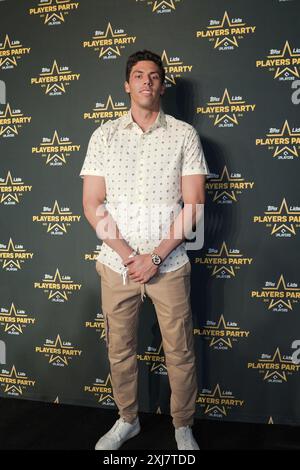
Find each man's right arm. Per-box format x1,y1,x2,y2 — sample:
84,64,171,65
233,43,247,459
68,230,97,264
82,175,134,263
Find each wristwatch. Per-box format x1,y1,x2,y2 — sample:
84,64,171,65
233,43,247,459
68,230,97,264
151,251,162,266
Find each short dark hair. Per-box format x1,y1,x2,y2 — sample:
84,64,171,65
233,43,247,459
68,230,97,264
126,50,165,84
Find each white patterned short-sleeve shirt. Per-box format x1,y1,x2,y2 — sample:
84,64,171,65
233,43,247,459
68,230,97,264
79,109,210,274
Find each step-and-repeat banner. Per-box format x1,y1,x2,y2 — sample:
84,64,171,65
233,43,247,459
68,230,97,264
0,0,299,426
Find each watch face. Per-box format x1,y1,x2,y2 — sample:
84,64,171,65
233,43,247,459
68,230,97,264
152,254,161,265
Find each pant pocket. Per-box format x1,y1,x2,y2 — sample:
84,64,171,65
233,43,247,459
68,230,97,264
163,317,189,353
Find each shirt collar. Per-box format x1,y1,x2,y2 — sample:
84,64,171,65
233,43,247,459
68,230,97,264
122,108,167,131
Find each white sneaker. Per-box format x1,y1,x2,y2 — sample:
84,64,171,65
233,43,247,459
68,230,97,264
175,425,200,450
95,417,141,450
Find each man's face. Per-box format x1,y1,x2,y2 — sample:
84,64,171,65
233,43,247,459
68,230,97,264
124,60,165,109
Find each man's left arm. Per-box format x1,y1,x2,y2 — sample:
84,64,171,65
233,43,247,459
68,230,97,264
154,174,206,262
124,175,206,283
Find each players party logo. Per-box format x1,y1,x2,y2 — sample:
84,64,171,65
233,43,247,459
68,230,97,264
0,103,31,138
0,34,31,70
28,0,80,26
83,23,136,60
197,88,255,127
32,200,81,235
32,130,80,166
0,238,33,271
0,171,32,205
256,40,300,81
256,120,300,160
197,384,244,418
83,95,128,124
251,274,300,312
195,241,253,279
207,166,254,204
31,60,80,95
196,11,256,50
253,198,300,237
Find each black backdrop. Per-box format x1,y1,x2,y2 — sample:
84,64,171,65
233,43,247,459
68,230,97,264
0,0,300,426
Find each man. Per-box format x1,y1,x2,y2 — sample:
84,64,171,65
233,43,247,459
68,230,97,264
80,50,210,450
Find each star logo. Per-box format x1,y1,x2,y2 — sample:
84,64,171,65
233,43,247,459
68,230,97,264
259,348,294,381
267,120,300,159
265,198,300,236
268,40,300,79
0,35,19,68
153,1,176,12
0,365,34,395
48,334,73,365
207,242,244,277
0,302,32,334
0,238,30,270
209,11,242,49
0,171,27,204
263,274,300,310
39,60,70,94
0,103,30,137
205,315,239,348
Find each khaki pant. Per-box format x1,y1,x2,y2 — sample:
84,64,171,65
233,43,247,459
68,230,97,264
95,260,198,428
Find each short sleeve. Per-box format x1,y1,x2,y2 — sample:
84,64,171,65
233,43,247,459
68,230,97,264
182,127,210,177
79,126,105,178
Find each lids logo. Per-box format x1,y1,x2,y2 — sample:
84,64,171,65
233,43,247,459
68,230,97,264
248,347,300,382
0,365,35,396
32,130,80,166
28,0,80,26
83,23,136,60
0,303,36,335
30,60,80,95
0,171,32,205
194,315,250,350
256,41,300,81
83,95,128,123
195,242,253,278
197,384,244,418
32,200,81,235
0,34,31,70
197,89,255,127
137,342,166,375
34,268,82,302
251,274,300,312
196,11,256,50
256,120,300,159
84,374,116,406
0,103,31,138
206,166,254,203
35,334,82,366
161,50,193,87
253,198,300,237
0,238,33,271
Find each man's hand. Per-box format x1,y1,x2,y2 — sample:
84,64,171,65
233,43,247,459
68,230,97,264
123,254,159,283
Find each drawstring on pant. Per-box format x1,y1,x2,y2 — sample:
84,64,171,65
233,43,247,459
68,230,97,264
120,266,147,302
